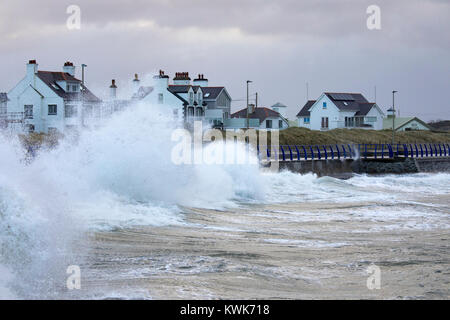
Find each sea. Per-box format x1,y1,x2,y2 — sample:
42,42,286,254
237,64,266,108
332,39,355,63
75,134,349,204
0,104,449,299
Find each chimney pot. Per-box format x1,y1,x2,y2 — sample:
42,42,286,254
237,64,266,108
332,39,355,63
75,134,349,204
28,59,37,64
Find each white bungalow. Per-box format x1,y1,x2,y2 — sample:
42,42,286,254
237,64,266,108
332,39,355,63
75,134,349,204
296,92,384,130
230,105,289,130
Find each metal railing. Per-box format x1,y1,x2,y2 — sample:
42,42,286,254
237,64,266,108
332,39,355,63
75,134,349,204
257,143,450,161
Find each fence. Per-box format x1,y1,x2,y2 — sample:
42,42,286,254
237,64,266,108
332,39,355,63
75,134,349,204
257,143,450,161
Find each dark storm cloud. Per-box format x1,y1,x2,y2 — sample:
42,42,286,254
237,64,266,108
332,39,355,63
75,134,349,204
0,0,449,120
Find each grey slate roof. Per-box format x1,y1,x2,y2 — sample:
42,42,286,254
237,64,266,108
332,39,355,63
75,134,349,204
297,93,377,117
168,85,191,93
37,71,101,103
232,106,282,123
324,92,369,112
133,86,154,99
296,100,315,117
202,87,224,100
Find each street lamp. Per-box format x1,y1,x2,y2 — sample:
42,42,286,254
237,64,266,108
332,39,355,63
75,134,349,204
391,90,397,145
246,80,252,129
81,64,87,86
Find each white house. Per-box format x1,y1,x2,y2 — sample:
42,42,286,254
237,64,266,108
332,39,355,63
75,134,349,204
296,92,384,130
383,115,431,131
230,105,289,130
6,60,102,134
132,71,232,127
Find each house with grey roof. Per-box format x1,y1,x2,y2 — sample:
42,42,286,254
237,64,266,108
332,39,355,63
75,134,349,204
296,92,384,130
230,105,289,130
6,60,102,134
133,71,231,126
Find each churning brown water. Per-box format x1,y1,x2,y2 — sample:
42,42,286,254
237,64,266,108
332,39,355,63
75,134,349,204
68,173,449,300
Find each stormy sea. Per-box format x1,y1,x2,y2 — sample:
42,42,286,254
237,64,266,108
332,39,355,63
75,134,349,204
0,104,449,299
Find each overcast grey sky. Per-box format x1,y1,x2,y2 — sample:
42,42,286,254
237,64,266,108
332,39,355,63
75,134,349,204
1,0,449,120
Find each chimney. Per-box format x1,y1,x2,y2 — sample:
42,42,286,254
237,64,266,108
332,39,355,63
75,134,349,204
133,73,140,92
110,79,117,100
248,104,255,114
26,60,38,79
193,74,208,87
173,71,191,85
153,69,169,90
63,61,75,76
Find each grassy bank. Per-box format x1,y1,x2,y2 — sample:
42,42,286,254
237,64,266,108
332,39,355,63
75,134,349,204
276,128,450,146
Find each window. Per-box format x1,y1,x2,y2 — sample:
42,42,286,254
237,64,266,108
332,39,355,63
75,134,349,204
279,120,283,128
173,109,178,118
65,105,77,118
323,102,327,109
27,124,35,133
48,104,57,115
304,117,310,124
72,85,77,92
158,93,164,104
365,116,377,123
266,120,272,128
321,117,329,129
24,105,33,119
189,92,194,105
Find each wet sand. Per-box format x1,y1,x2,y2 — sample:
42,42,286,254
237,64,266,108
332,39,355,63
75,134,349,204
76,195,450,300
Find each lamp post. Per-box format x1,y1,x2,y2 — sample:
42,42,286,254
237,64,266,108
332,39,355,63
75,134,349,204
392,90,397,145
246,80,252,129
81,64,87,86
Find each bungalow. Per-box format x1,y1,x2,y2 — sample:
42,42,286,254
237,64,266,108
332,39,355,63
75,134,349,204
383,114,431,131
230,105,289,130
6,60,102,134
296,92,384,130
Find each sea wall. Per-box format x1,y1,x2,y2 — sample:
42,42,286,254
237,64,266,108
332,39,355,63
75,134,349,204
278,157,450,176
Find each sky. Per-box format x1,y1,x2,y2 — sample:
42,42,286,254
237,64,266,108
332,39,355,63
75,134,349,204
0,0,449,121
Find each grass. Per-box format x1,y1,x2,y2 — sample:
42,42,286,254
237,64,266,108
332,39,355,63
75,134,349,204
275,127,450,146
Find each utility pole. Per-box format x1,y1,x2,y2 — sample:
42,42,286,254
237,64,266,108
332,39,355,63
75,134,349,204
255,92,258,107
392,90,397,145
81,64,87,126
246,80,252,129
